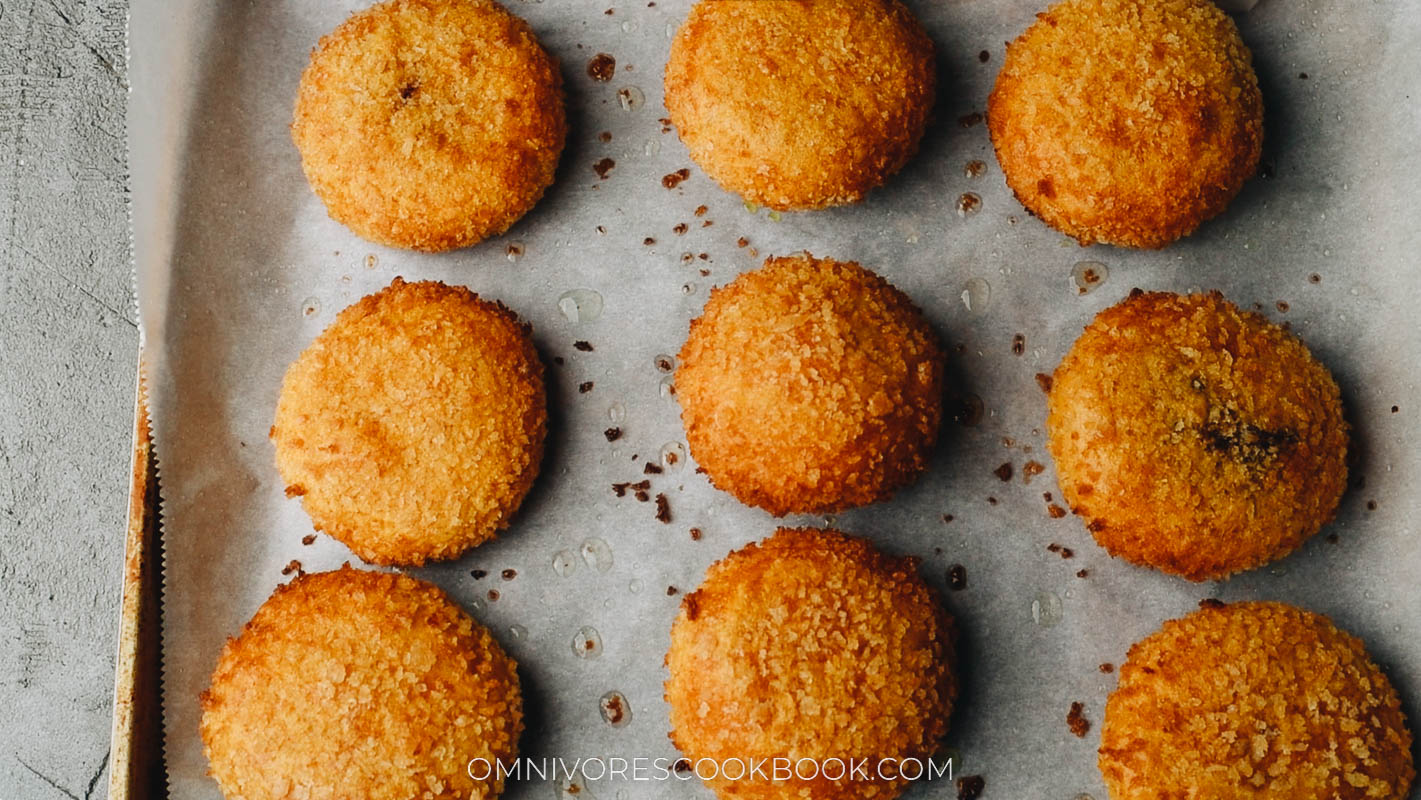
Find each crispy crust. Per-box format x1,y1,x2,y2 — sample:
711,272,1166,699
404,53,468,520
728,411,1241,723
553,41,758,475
1100,602,1415,799
292,0,566,252
200,566,523,800
664,0,935,211
675,254,945,516
665,528,957,800
272,277,547,566
987,0,1262,248
1046,290,1347,581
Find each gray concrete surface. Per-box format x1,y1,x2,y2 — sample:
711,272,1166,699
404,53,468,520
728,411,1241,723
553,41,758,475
0,0,134,798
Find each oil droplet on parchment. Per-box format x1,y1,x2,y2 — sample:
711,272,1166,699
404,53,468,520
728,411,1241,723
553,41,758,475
616,86,645,111
956,192,982,216
552,549,579,577
556,776,590,800
1032,591,1064,627
581,537,614,572
600,690,633,727
572,625,603,659
558,288,604,323
956,393,984,427
660,442,686,471
1070,261,1109,295
961,278,991,314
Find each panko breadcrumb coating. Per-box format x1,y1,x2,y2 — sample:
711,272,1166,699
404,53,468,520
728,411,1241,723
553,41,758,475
1046,290,1347,581
675,254,945,516
1100,601,1414,800
664,0,935,211
988,0,1263,248
201,566,523,800
273,277,546,566
292,0,566,252
665,528,957,800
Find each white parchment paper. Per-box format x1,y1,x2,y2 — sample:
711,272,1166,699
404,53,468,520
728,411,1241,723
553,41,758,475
131,1,1421,797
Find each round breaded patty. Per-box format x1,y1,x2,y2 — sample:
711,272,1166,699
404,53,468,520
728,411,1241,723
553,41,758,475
666,527,956,800
201,566,523,800
664,0,935,211
1046,290,1347,581
675,254,945,516
1100,601,1415,799
292,0,566,252
273,277,546,566
987,0,1263,248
